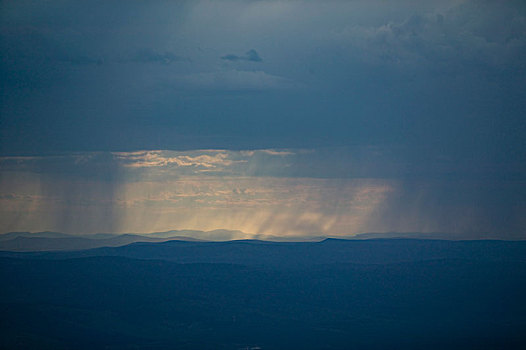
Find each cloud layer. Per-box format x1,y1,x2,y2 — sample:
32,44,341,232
2,0,525,155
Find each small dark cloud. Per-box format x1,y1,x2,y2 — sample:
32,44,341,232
56,54,104,65
221,49,262,62
132,48,184,64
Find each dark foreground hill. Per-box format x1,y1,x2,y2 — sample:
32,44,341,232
1,239,526,349
3,238,526,266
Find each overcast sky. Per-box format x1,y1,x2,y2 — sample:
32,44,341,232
1,0,525,237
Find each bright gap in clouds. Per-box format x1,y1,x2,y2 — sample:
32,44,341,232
1,149,524,239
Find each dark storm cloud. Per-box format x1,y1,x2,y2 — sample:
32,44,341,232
2,0,524,156
343,6,526,70
221,49,262,62
372,178,526,239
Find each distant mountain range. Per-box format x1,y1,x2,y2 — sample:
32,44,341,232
0,230,215,251
0,229,523,252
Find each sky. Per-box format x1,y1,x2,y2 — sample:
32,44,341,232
1,0,525,238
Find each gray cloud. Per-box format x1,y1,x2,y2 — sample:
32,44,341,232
221,49,262,62
130,48,186,64
177,70,294,91
326,2,526,70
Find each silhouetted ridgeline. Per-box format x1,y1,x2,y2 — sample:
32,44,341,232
1,238,526,349
2,237,526,266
